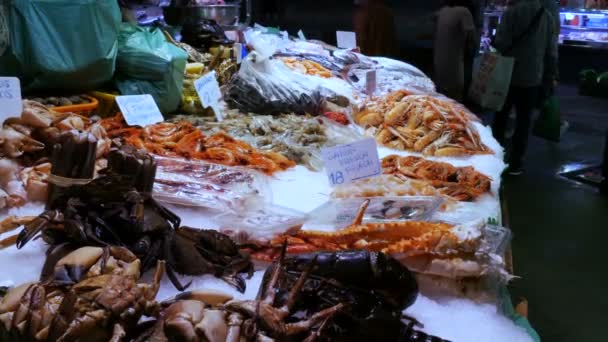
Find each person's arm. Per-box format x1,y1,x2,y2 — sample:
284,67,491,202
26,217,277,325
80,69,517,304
543,13,558,83
494,7,514,53
461,8,477,53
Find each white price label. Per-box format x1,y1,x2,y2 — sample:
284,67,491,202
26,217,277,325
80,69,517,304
366,70,377,95
321,138,382,187
336,31,357,49
115,95,164,127
194,71,223,121
233,43,243,64
0,77,22,122
297,30,306,40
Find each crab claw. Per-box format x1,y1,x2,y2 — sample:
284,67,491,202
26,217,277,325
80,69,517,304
51,246,105,285
0,127,45,158
20,100,59,128
162,289,233,307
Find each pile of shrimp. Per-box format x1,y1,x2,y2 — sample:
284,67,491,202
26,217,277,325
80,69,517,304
100,114,295,175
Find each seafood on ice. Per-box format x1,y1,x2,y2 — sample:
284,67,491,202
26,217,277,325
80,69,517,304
101,114,296,175
0,101,110,208
0,144,254,292
195,112,342,171
354,91,492,156
135,249,449,342
333,156,492,203
0,246,164,342
381,155,492,201
251,200,510,281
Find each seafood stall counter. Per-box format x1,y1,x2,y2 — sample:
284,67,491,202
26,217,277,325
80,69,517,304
0,27,537,341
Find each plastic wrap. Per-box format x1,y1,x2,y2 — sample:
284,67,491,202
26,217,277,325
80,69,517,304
331,174,447,199
1,0,121,91
225,52,324,114
304,196,444,231
225,52,355,115
392,221,512,282
152,156,270,212
214,204,308,244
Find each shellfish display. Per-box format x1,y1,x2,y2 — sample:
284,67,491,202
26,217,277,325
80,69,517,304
100,114,295,175
355,92,492,156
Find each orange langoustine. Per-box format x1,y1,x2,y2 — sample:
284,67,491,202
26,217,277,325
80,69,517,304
100,114,295,175
355,91,493,156
381,155,492,201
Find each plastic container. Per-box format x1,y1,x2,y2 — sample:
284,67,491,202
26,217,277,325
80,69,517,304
89,91,119,117
214,204,308,244
51,95,99,116
304,196,444,231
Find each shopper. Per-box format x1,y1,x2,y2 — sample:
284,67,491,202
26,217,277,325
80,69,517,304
354,0,398,57
463,0,484,101
434,0,477,102
492,0,557,175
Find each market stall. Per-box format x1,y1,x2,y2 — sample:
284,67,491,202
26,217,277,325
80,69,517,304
0,1,537,341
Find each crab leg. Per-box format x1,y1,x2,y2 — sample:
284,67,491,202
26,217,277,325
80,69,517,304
302,316,331,342
281,255,318,314
284,302,346,336
0,234,18,249
0,216,35,235
351,199,371,226
262,243,287,305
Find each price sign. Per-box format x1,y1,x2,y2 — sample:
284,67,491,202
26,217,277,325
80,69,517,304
336,31,357,49
366,70,377,95
0,77,22,122
194,71,223,121
321,138,382,187
115,95,164,127
297,30,306,40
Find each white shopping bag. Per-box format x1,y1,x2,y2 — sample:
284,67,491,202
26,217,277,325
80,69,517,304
468,52,514,111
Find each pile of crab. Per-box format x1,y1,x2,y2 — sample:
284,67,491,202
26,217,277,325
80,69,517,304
0,101,110,209
0,243,451,342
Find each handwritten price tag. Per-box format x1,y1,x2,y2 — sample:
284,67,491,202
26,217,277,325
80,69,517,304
336,31,357,49
194,71,223,121
115,95,164,127
0,77,23,122
321,138,382,187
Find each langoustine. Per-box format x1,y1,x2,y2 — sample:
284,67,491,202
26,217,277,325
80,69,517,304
355,92,492,156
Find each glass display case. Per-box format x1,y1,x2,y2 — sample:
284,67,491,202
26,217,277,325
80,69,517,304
560,8,608,48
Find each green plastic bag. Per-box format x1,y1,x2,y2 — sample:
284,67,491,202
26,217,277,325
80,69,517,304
533,95,561,142
115,24,188,114
1,0,120,91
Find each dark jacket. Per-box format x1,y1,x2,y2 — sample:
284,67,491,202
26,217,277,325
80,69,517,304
495,0,558,87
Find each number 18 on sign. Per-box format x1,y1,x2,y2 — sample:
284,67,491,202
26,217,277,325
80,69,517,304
321,138,382,187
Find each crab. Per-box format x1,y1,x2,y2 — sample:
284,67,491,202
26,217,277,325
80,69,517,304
0,246,164,342
136,246,345,342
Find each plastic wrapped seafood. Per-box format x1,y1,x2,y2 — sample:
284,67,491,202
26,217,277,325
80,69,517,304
214,204,308,245
280,57,333,78
332,174,449,199
153,156,271,212
225,52,354,115
305,196,444,230
254,201,511,282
